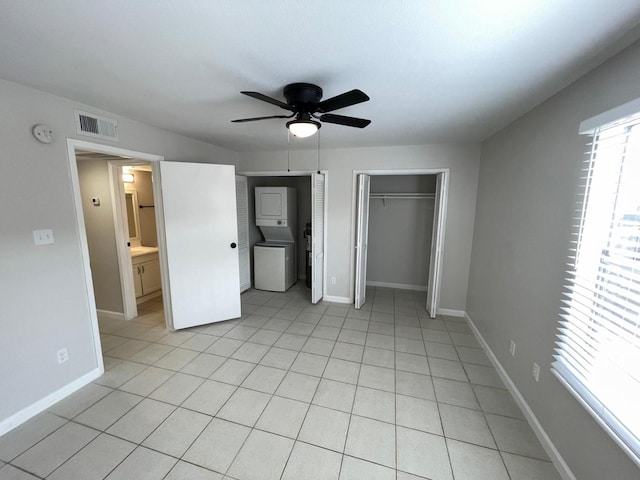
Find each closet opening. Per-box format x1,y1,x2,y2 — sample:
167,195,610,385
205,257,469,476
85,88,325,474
236,171,327,305
353,170,448,317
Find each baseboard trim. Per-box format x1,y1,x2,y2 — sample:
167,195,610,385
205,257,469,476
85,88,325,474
323,295,351,304
437,308,465,317
464,312,576,480
366,281,427,292
136,290,162,305
96,309,125,321
0,367,103,436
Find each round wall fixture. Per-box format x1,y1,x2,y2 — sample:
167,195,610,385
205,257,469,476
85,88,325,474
32,124,54,144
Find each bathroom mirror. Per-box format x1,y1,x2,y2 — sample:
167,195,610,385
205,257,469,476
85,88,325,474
125,191,141,246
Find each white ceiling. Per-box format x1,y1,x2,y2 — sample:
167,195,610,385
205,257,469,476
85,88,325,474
2,1,640,152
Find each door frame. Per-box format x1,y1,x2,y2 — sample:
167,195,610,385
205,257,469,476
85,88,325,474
237,170,329,299
349,168,450,311
67,139,165,367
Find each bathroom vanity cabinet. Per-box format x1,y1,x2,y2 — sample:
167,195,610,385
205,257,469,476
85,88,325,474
131,248,161,299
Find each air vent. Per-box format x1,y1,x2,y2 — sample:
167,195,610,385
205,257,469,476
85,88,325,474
74,110,119,141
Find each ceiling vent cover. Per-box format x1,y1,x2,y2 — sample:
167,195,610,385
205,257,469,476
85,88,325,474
74,110,119,141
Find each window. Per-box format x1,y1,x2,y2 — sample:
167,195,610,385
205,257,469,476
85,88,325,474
553,105,640,463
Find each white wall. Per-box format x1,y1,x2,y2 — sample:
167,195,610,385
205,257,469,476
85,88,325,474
239,143,481,308
467,41,640,478
0,78,237,429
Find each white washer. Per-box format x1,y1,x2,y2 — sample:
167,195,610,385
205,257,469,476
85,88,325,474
253,242,296,292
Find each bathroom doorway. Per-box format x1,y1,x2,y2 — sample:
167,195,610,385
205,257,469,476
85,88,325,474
74,150,165,322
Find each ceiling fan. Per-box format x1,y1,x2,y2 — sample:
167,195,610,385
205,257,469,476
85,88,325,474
231,83,371,138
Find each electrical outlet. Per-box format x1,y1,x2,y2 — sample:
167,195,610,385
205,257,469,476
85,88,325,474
57,348,69,364
331,277,337,285
33,229,55,246
509,340,516,356
532,362,540,382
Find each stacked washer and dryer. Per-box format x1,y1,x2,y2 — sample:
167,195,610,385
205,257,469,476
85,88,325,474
253,187,297,292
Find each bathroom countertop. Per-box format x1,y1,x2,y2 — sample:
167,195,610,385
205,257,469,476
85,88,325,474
130,246,159,257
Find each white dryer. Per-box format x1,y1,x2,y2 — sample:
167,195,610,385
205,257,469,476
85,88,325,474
253,242,296,292
255,186,297,241
253,187,297,292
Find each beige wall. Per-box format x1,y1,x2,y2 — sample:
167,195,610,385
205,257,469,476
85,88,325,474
77,159,122,313
135,170,158,247
467,40,640,478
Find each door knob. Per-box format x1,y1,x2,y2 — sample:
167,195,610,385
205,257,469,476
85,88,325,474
230,242,237,248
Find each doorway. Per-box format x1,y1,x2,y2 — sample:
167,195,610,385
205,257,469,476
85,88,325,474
353,170,448,317
70,141,246,342
238,171,327,305
74,151,165,323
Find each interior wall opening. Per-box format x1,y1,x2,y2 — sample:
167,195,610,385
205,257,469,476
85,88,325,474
245,175,313,300
354,170,448,317
366,174,437,291
75,151,165,323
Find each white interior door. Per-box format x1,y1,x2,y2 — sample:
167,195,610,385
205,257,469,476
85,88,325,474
235,175,251,292
426,172,447,318
354,174,370,309
158,161,241,330
311,173,325,304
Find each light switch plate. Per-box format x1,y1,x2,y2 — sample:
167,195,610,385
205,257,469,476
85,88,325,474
33,229,54,245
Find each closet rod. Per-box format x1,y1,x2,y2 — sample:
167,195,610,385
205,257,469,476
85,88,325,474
369,193,435,199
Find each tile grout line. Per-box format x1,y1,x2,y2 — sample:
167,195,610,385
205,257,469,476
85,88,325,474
26,288,557,479
143,293,296,478
275,300,344,479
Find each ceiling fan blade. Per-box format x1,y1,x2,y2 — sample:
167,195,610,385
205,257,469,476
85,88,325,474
317,89,369,113
231,114,294,123
320,113,371,128
241,91,293,111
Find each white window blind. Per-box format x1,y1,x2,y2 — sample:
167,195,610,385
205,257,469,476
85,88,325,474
553,111,640,463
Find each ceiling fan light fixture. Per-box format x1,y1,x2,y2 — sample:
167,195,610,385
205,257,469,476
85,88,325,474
286,119,321,138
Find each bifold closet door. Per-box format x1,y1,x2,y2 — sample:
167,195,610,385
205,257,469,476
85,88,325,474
235,175,251,292
426,172,447,318
354,173,370,309
311,173,325,304
157,161,241,330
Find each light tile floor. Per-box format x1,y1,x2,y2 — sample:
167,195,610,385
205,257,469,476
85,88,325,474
0,285,562,479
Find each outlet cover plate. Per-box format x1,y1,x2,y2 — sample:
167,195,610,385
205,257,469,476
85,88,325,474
57,348,69,364
33,229,54,246
532,362,540,382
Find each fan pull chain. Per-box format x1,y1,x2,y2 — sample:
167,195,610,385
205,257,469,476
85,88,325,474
287,129,291,172
317,129,321,174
